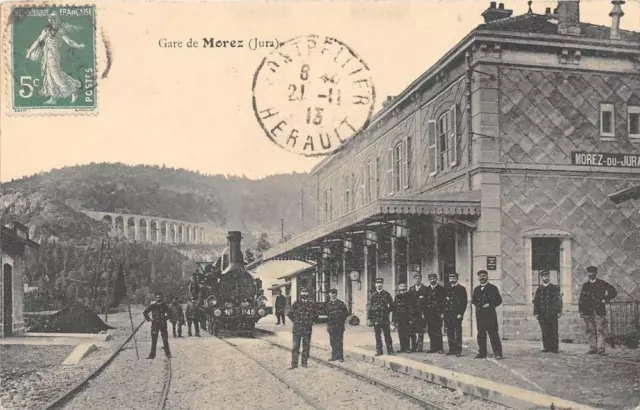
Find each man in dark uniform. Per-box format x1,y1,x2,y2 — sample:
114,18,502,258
198,297,207,332
533,269,563,353
367,278,395,356
443,272,467,356
408,271,429,352
143,292,172,359
392,282,416,353
578,265,617,355
169,297,185,338
425,273,445,353
275,290,287,325
185,297,200,337
288,287,318,369
326,288,349,361
189,272,200,300
472,270,503,359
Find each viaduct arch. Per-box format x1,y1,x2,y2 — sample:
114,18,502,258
81,210,209,244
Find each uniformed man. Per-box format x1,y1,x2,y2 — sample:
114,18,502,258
143,292,172,359
472,270,503,359
578,265,618,355
288,287,318,369
189,272,200,299
425,273,445,353
408,271,429,352
169,297,185,338
198,298,207,332
392,282,416,353
533,269,562,353
275,290,287,325
326,288,349,362
367,278,395,356
443,272,467,356
185,297,200,337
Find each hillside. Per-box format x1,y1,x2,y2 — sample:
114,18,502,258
1,163,316,243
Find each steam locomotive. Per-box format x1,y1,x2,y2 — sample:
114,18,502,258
195,231,272,337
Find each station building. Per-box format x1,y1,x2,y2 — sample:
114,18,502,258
261,0,640,342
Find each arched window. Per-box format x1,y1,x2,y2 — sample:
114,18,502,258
427,104,457,175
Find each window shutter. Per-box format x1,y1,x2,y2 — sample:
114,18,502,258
403,137,411,189
362,165,367,204
352,172,356,210
374,157,379,200
449,105,457,167
387,148,393,194
428,120,437,174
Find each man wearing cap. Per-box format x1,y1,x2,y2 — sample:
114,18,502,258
189,272,200,300
288,287,318,369
275,290,287,325
472,270,503,359
326,288,349,361
367,278,395,356
578,266,617,355
143,292,172,359
533,269,562,353
408,271,429,352
443,272,467,356
425,273,445,353
392,282,416,353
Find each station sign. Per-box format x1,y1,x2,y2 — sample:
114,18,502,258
572,152,640,168
486,256,497,270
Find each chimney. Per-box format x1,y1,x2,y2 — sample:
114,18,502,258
545,7,552,15
382,96,395,107
557,0,581,35
609,0,625,40
482,2,513,23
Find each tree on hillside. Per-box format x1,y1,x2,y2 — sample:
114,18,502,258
257,233,271,252
245,249,256,264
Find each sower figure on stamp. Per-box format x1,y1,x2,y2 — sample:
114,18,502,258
392,283,416,353
578,266,617,355
169,297,185,338
186,297,200,337
443,272,467,356
143,292,172,359
326,288,349,362
408,271,429,352
425,273,445,354
367,278,395,356
288,287,318,369
275,290,287,325
533,269,562,353
472,270,503,360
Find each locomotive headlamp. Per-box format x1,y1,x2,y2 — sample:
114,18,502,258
214,309,222,317
258,308,266,316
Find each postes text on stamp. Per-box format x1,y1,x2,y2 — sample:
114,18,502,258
9,5,96,113
252,35,376,157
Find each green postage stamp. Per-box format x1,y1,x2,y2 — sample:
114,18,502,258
8,4,97,114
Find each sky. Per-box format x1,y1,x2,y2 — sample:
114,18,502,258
1,0,638,182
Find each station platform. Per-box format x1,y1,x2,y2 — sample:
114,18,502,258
256,315,640,410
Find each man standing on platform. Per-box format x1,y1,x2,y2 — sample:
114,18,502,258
408,271,428,352
443,272,467,356
367,278,395,356
326,288,349,361
578,266,617,355
143,292,172,359
275,290,287,325
392,282,415,353
169,297,185,338
288,287,318,369
186,297,200,337
533,269,562,353
425,273,445,353
472,270,503,360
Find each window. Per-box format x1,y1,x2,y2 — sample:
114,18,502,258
323,189,329,223
427,120,437,175
437,111,450,171
388,138,412,194
629,106,640,138
365,160,376,203
344,174,351,214
394,142,403,192
531,237,561,300
600,103,615,138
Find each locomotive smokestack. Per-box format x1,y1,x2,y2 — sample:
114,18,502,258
226,231,245,271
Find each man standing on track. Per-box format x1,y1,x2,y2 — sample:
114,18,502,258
326,288,349,362
143,292,172,359
367,278,395,356
169,297,185,338
288,287,318,369
186,297,200,337
472,270,503,360
275,290,287,325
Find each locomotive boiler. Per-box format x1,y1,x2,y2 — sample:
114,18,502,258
200,231,272,337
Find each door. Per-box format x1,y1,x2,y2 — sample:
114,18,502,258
437,224,457,286
3,264,13,337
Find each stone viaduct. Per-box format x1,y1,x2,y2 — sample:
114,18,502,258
81,210,209,244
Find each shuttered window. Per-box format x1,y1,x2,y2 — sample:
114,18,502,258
427,120,437,175
344,175,350,214
374,157,379,200
449,105,457,167
393,141,403,192
387,148,393,195
403,136,411,189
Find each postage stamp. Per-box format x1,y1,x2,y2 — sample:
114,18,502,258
7,4,97,114
252,35,376,157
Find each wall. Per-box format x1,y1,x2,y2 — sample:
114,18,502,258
0,254,25,337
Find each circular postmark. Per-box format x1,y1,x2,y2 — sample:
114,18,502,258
252,34,376,157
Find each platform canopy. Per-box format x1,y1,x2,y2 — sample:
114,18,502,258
262,190,481,262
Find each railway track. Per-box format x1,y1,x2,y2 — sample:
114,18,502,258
219,336,452,410
40,319,172,410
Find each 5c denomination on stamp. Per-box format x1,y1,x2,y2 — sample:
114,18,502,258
252,35,375,157
8,5,97,114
